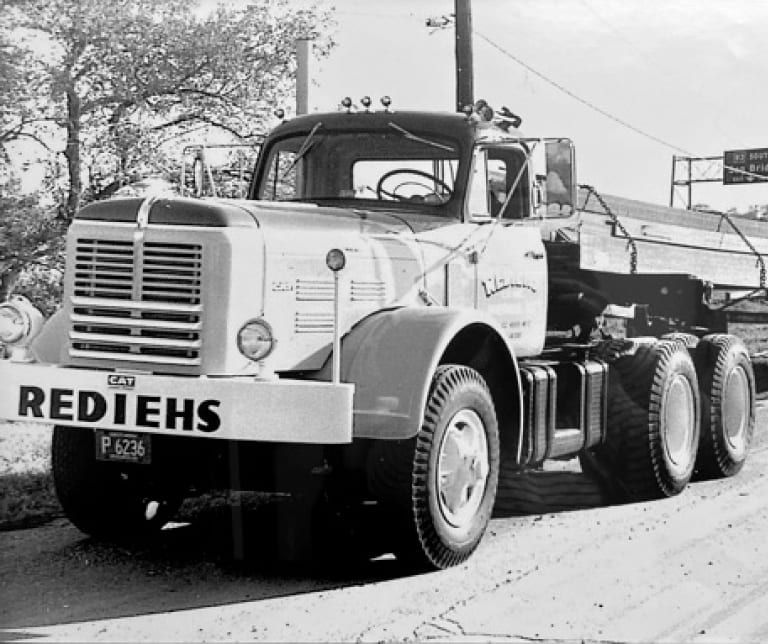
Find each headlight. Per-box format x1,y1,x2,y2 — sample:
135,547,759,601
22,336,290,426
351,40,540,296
237,318,275,362
0,296,44,346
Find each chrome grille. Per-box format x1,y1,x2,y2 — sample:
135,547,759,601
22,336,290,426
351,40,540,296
141,242,202,304
69,238,203,367
74,239,133,299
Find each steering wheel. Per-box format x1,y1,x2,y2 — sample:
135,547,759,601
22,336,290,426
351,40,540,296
375,168,453,203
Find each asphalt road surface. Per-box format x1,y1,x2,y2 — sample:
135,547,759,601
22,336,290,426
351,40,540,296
1,401,767,643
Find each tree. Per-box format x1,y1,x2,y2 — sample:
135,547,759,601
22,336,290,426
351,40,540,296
0,28,56,182
1,0,334,215
0,193,66,310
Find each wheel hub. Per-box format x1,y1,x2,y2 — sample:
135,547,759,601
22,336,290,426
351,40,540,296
722,366,750,457
436,409,490,529
663,374,696,475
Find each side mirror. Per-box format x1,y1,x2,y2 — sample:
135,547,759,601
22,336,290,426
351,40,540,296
545,139,575,211
532,139,576,216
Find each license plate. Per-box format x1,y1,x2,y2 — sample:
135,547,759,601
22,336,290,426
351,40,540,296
95,430,151,464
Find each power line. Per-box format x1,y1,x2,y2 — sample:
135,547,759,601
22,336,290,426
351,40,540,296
424,12,765,186
475,29,768,184
474,30,693,156
575,0,749,151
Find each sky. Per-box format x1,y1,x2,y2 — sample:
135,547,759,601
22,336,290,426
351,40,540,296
10,0,768,212
298,0,768,211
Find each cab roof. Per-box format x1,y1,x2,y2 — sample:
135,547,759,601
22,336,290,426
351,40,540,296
267,109,524,149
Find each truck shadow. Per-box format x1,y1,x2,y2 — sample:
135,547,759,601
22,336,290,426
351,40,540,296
1,466,623,633
494,461,613,518
0,495,408,632
4,446,755,636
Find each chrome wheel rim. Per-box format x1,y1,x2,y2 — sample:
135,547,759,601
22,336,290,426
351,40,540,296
722,366,750,458
663,374,696,476
436,409,490,529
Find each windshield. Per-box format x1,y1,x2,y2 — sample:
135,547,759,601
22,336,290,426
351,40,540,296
256,129,461,207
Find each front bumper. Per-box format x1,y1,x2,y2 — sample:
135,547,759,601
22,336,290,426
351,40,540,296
0,362,354,444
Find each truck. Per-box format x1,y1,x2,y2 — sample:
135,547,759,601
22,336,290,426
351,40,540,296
0,99,756,570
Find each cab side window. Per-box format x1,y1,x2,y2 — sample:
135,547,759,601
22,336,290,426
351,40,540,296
488,149,530,219
467,150,491,219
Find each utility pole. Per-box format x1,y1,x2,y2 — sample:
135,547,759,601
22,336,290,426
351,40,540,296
454,0,474,112
296,38,312,115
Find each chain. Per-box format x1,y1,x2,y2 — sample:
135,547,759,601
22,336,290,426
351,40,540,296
702,208,766,292
579,184,638,274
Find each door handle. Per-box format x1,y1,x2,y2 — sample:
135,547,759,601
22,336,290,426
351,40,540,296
525,250,544,260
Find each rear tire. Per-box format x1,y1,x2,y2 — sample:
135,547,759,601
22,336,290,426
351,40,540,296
52,426,180,539
694,334,755,478
583,339,700,500
661,332,699,350
368,365,499,569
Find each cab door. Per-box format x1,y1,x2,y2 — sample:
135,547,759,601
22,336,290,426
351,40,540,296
469,146,548,357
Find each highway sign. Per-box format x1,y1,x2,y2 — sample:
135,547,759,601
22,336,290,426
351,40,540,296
723,148,768,184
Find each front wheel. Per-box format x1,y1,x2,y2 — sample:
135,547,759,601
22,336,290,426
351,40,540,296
52,426,181,539
370,365,499,569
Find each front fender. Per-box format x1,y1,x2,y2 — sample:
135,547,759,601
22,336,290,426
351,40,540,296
31,308,68,364
334,306,519,439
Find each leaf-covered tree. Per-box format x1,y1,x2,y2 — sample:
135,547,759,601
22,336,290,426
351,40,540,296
0,193,66,307
2,0,334,215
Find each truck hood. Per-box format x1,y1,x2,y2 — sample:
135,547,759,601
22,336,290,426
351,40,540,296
233,199,419,239
76,196,415,237
71,196,429,374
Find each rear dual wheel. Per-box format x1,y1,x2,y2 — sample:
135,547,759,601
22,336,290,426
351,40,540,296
583,339,700,500
694,334,755,478
661,332,756,478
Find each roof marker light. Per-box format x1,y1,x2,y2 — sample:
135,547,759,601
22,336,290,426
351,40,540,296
474,99,494,121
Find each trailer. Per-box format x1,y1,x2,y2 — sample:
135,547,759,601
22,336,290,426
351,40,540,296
0,101,757,569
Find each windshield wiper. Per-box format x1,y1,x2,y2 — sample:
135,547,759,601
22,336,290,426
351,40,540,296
388,122,455,152
280,121,323,181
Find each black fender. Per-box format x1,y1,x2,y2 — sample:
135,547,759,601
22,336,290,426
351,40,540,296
327,306,523,442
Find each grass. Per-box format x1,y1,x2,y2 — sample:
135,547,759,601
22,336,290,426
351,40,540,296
2,321,768,531
0,422,59,530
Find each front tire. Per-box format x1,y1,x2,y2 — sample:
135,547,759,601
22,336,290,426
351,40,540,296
694,334,755,478
370,365,499,569
52,426,180,539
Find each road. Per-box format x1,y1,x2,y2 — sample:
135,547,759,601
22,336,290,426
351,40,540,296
1,401,767,643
